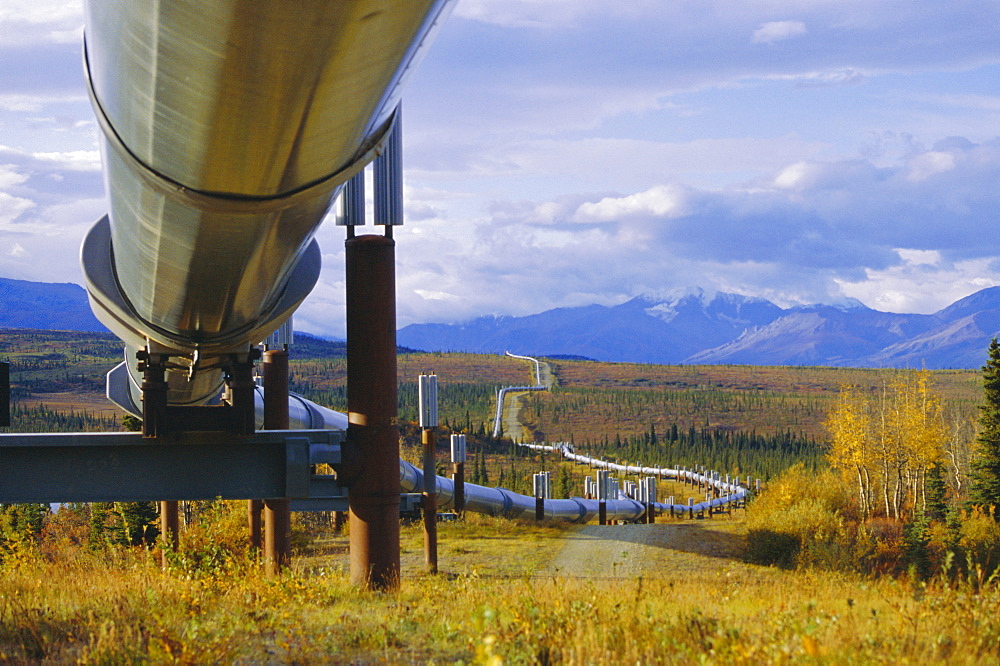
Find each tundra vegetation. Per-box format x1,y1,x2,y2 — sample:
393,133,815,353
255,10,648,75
1,330,1000,661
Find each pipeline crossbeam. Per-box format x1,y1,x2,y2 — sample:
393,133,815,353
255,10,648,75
0,430,343,504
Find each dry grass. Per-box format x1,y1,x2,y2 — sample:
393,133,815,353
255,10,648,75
1,509,1000,663
17,392,125,420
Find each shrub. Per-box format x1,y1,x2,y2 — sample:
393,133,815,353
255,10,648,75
853,517,905,576
958,507,1000,579
745,464,853,568
164,500,252,578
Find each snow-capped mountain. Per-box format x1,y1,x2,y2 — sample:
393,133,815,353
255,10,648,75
8,276,1000,368
399,287,1000,368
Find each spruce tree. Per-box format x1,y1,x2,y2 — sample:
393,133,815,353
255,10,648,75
925,461,949,522
969,338,1000,519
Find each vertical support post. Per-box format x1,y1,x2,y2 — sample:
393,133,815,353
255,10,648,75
346,234,400,590
597,469,608,526
0,361,9,428
422,427,438,573
332,511,346,533
451,434,466,516
419,373,439,574
248,499,263,551
141,350,178,567
160,500,179,568
263,348,290,574
264,498,291,572
533,473,545,521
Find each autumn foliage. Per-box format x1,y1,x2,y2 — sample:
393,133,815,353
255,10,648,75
826,370,946,521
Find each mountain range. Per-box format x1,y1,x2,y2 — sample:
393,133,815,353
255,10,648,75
0,277,106,332
398,287,1000,369
4,276,1000,368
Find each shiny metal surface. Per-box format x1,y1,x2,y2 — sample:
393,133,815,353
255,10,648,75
82,0,454,348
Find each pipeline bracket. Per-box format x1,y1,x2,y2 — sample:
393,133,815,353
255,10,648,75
139,348,261,437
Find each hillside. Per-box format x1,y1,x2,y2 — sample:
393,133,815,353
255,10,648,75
0,277,106,332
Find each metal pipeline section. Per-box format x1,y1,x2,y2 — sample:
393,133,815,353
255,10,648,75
81,0,456,408
399,460,648,523
519,441,749,515
264,393,747,520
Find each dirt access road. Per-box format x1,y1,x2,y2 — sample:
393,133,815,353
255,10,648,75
540,521,745,578
501,357,553,441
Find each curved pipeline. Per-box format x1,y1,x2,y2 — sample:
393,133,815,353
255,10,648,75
82,0,456,407
520,441,749,515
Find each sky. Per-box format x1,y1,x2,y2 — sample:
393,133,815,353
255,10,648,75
4,1,1000,338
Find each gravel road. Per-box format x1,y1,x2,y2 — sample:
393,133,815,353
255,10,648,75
539,522,744,578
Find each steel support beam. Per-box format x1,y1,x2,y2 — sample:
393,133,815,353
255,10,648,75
263,348,292,574
345,234,400,590
0,430,341,503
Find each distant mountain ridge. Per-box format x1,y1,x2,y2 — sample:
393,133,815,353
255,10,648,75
0,277,106,332
5,276,1000,368
398,286,1000,369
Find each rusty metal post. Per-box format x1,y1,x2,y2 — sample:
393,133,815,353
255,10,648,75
452,462,465,515
263,348,291,574
332,510,347,533
422,427,438,573
263,498,291,572
449,433,465,517
346,234,400,590
0,361,9,428
248,499,263,551
160,500,179,568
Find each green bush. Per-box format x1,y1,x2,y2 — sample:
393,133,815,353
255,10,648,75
744,464,853,569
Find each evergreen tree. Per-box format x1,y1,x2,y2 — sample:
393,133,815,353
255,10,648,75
925,461,949,522
969,338,1000,519
557,465,573,499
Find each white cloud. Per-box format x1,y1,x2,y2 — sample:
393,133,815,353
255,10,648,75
836,256,1000,313
0,164,28,189
896,248,941,266
906,151,956,181
414,289,459,302
753,20,808,45
573,185,687,222
773,162,816,189
0,1,83,47
32,150,101,171
0,192,35,224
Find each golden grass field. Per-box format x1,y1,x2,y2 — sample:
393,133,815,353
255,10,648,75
1,507,998,663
